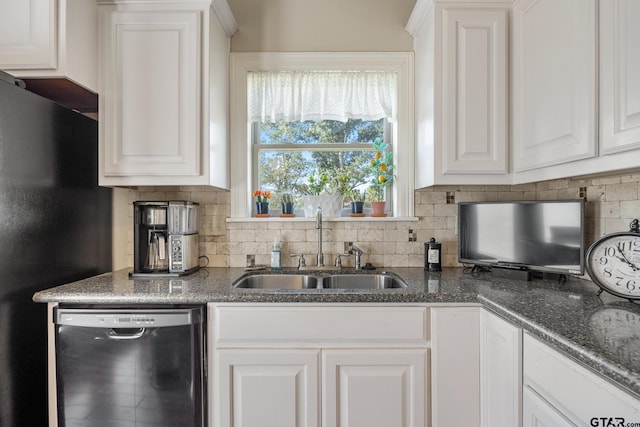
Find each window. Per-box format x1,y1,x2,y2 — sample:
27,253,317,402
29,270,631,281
253,119,393,216
229,53,415,219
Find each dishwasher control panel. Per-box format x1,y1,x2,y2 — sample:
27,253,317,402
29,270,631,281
54,308,202,328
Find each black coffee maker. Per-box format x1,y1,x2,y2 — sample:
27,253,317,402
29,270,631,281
131,201,199,277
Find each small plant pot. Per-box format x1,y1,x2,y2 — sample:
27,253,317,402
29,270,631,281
256,202,269,215
351,201,364,214
281,202,294,215
371,201,387,217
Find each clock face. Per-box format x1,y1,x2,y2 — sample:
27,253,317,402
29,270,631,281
586,233,640,299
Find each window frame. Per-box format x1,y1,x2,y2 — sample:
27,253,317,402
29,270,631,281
230,52,415,219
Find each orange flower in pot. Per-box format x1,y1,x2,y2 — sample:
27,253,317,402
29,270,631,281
253,189,272,216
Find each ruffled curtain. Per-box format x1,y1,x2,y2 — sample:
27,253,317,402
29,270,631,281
248,70,397,123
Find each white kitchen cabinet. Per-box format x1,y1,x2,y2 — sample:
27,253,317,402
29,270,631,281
323,349,427,427
480,309,522,427
214,349,320,427
523,333,640,425
522,386,575,427
512,0,597,172
0,0,97,92
512,0,640,184
430,306,481,426
599,0,640,155
208,304,429,427
407,1,510,187
97,0,236,187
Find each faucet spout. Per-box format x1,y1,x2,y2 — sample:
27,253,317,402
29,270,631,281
316,207,324,267
349,244,364,270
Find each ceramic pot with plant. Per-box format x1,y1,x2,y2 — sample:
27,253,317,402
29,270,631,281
281,193,294,215
368,138,395,217
302,172,343,217
253,189,271,216
350,189,365,214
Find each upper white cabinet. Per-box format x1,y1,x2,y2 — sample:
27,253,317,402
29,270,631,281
408,1,510,187
512,0,597,172
0,0,97,92
512,0,640,183
599,0,640,155
97,0,236,187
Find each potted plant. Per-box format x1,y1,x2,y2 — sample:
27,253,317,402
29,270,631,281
368,138,395,217
350,189,365,215
302,172,342,217
281,193,295,216
253,189,271,216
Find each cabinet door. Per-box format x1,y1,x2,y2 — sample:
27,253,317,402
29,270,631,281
441,8,508,175
99,8,201,178
523,386,576,427
480,309,522,427
599,0,640,154
512,0,597,171
430,307,480,426
322,349,427,427
0,0,56,69
213,349,320,427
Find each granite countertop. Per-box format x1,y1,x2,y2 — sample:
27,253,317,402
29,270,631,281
33,267,640,399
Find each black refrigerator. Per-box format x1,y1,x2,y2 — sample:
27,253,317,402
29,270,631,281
0,70,112,426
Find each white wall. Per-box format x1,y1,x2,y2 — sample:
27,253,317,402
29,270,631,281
227,0,416,52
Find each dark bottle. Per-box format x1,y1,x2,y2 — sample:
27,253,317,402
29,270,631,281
425,237,442,272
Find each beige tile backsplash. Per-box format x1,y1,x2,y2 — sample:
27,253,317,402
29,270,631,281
121,172,640,269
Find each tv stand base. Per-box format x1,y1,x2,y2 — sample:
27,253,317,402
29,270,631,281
491,266,532,281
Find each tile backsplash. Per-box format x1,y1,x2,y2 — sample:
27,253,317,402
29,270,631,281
120,172,640,269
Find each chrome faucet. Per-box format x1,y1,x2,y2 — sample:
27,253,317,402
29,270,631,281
349,245,364,270
316,206,324,267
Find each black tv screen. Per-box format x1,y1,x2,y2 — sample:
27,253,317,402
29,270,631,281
458,200,585,275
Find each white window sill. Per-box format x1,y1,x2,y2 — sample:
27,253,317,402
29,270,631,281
227,216,419,223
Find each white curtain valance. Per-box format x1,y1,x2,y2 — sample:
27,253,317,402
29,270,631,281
248,70,397,123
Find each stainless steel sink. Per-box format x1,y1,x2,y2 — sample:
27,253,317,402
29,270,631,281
321,274,407,289
232,272,407,290
232,274,318,289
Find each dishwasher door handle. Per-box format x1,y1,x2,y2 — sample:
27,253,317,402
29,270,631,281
105,328,145,340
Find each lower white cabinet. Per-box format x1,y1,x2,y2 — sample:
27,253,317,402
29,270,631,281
214,349,320,427
431,307,523,427
522,386,575,427
480,309,522,427
523,333,640,425
209,304,429,427
323,349,427,427
209,304,640,427
431,306,481,426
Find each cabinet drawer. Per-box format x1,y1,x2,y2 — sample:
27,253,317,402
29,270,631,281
210,304,429,347
523,333,640,424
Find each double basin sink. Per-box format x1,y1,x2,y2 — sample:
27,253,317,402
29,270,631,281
233,271,408,290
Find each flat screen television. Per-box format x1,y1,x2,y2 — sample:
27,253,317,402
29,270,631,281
458,200,585,275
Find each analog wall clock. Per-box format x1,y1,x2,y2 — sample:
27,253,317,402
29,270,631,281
585,219,640,301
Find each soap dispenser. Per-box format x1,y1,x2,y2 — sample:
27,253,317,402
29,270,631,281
271,238,282,270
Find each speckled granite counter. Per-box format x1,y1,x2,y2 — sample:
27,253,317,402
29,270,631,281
33,267,640,399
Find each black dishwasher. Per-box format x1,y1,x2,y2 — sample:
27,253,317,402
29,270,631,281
54,307,206,427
